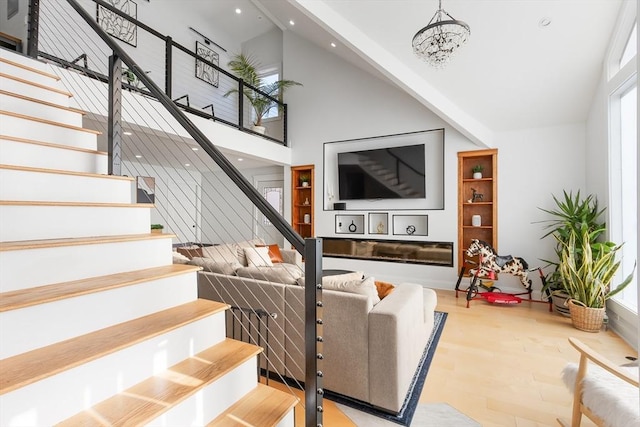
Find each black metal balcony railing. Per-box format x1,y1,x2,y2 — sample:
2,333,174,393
34,0,289,146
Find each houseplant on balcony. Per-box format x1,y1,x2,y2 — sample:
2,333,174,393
224,53,302,135
557,224,634,332
150,224,164,234
538,190,606,316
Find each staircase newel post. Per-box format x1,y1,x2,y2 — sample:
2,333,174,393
305,238,323,427
108,54,123,176
27,0,40,58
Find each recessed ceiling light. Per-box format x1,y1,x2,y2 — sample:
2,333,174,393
192,147,199,151
538,17,551,27
124,131,132,135
135,155,142,158
238,158,244,162
235,8,241,14
289,20,295,26
331,42,336,48
185,163,190,167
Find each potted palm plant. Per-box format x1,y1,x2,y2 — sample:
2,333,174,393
558,224,634,332
538,190,606,316
224,53,302,135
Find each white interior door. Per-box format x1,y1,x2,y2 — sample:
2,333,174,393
167,180,200,243
255,176,284,247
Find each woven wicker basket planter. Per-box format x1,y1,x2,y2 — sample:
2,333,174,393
567,300,605,333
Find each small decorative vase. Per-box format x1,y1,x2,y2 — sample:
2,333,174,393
471,215,482,227
302,181,309,187
473,172,482,179
303,213,311,224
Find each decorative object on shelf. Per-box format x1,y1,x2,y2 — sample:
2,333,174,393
471,215,481,227
303,213,311,224
97,0,138,47
224,53,302,134
411,0,470,68
195,41,219,87
300,174,310,187
377,221,385,234
472,164,484,179
335,214,364,234
304,197,310,205
406,224,416,235
150,223,164,234
392,214,428,236
349,221,357,232
471,188,483,202
334,202,346,210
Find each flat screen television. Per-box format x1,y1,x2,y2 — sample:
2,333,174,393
338,144,426,200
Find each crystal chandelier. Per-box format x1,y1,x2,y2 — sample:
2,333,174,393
412,0,470,68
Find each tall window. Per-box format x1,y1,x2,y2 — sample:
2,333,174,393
609,15,637,313
612,84,637,311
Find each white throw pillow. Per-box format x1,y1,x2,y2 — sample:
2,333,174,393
237,238,267,266
244,246,274,267
323,276,380,305
172,252,191,264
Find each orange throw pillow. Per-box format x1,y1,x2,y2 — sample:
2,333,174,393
256,244,284,263
374,280,395,299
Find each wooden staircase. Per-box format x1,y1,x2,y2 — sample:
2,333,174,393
0,48,297,426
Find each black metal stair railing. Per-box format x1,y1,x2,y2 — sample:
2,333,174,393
28,0,325,425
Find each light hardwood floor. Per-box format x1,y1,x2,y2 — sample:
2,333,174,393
276,289,638,426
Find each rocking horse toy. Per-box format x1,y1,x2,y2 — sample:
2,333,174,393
455,239,551,309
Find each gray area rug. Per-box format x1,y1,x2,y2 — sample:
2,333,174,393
337,402,481,426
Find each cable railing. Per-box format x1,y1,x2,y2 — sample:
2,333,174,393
36,0,290,146
31,0,323,425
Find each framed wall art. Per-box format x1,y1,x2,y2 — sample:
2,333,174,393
195,41,219,87
97,0,138,47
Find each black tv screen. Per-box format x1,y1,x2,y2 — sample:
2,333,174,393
338,144,426,200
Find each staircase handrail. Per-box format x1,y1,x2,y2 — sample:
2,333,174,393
62,0,304,254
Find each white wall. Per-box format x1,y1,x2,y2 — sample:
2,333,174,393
282,31,587,291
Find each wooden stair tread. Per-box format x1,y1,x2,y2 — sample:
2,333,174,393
57,339,261,427
0,134,107,155
0,264,202,312
0,57,61,81
0,233,175,252
0,299,229,395
0,164,133,180
208,384,299,427
0,72,70,96
0,89,85,114
0,111,100,134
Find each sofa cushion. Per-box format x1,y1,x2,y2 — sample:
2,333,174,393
202,244,241,265
324,276,381,305
244,247,274,267
256,244,284,263
172,252,191,264
235,264,303,285
296,270,364,287
188,257,239,275
237,238,266,265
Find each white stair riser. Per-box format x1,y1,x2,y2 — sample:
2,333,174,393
0,271,200,359
0,205,151,242
0,61,60,87
0,50,57,75
0,138,107,174
277,411,295,427
0,93,83,126
151,358,257,426
0,114,96,150
0,314,227,427
0,237,174,293
0,168,132,203
0,77,70,107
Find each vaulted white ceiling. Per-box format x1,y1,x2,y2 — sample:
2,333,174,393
174,0,627,146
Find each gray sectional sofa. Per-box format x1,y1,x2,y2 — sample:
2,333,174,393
187,240,438,413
